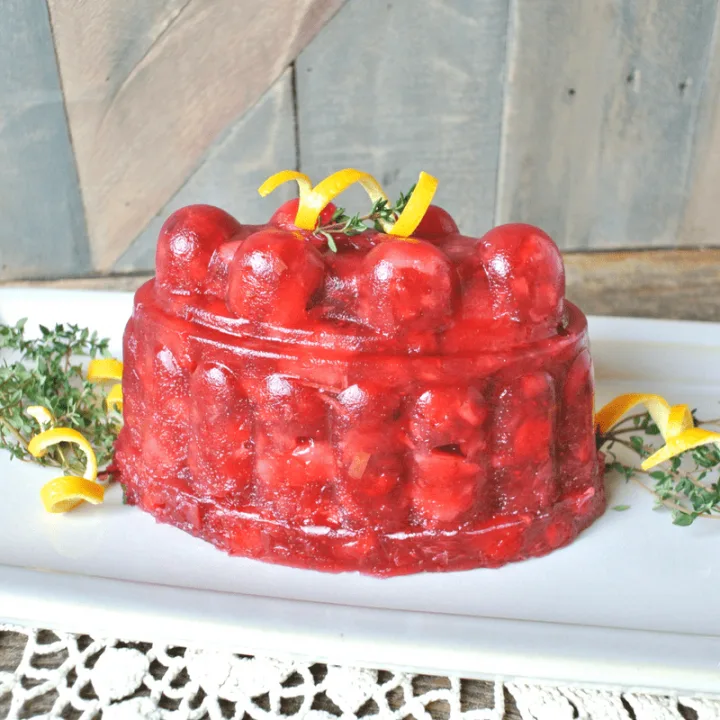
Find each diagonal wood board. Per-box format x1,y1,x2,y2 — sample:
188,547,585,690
46,0,345,271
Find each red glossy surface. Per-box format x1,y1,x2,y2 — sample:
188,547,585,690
116,204,604,576
413,204,459,240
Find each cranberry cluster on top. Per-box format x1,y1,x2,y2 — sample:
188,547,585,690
154,199,566,353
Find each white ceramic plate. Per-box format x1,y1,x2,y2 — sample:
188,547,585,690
1,288,719,693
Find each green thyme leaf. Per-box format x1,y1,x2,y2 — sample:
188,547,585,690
313,184,418,246
607,460,635,481
629,436,647,456
318,231,338,253
598,410,720,527
0,319,118,474
672,511,696,527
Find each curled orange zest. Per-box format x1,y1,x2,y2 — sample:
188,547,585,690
386,171,438,238
595,393,719,471
258,171,313,204
258,168,440,239
665,404,694,439
294,169,389,231
40,475,105,514
641,428,720,471
87,358,124,382
594,393,676,436
26,405,55,428
106,384,123,413
28,427,98,481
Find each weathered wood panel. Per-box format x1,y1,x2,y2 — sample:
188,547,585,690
47,0,344,271
680,6,720,246
0,0,90,281
564,249,720,321
296,0,509,237
12,249,720,324
115,70,297,272
496,0,718,250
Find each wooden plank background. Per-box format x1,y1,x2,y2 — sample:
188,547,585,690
115,69,297,271
45,0,343,271
0,0,89,281
296,0,509,237
496,0,718,249
2,0,720,282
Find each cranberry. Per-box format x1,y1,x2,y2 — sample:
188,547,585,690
188,363,254,501
436,234,478,266
259,441,334,495
558,350,597,493
310,251,363,320
333,383,409,527
472,223,565,325
156,205,242,294
205,225,264,296
137,343,191,480
492,372,557,513
205,239,244,297
409,385,488,461
358,238,458,333
412,205,459,241
411,451,482,525
226,228,325,325
255,435,338,525
338,436,410,527
270,199,338,232
251,374,328,447
434,235,495,324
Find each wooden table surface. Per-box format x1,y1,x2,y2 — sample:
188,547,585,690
1,247,716,719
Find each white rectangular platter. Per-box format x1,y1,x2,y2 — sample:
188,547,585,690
1,288,720,693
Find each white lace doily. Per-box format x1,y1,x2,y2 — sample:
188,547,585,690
1,624,718,719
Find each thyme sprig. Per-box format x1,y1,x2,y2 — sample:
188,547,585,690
0,320,118,478
598,410,720,526
314,185,416,252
